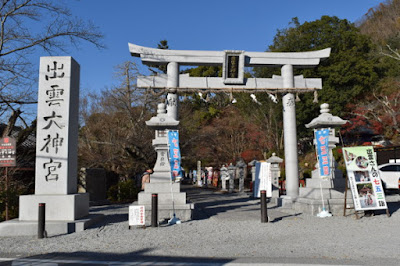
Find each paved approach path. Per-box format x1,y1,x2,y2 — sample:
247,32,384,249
183,185,291,222
0,185,399,266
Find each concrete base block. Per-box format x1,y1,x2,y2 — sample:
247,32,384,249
135,181,194,225
281,196,295,208
293,197,355,216
299,187,352,200
19,193,89,221
279,186,355,216
0,214,103,237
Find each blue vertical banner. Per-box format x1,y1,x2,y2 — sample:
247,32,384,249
315,129,330,177
168,130,182,180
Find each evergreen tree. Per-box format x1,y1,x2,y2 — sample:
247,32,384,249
254,16,381,138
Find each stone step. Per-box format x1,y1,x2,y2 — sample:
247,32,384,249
293,197,355,216
138,191,187,205
299,187,352,199
143,182,180,193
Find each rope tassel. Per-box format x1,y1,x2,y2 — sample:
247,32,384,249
295,93,301,102
313,90,319,103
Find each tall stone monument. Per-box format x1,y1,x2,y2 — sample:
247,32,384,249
0,57,92,236
129,43,330,201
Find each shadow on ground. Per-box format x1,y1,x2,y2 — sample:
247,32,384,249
6,249,233,265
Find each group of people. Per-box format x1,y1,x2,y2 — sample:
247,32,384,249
138,167,225,191
189,167,220,187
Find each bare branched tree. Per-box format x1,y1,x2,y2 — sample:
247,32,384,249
358,0,400,60
0,0,104,124
79,61,159,179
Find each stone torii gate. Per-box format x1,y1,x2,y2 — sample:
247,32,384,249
129,43,330,200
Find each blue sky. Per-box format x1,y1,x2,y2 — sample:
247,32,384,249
60,0,383,95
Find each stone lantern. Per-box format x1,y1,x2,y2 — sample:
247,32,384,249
293,103,349,215
266,153,283,198
227,163,236,193
236,158,247,193
248,159,258,184
305,103,348,188
145,103,179,182
220,165,229,191
133,103,193,224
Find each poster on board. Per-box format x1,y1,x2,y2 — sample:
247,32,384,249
343,146,387,211
129,205,145,226
253,161,272,198
0,137,16,167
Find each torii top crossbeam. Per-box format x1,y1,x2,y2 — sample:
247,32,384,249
129,43,331,93
129,43,330,67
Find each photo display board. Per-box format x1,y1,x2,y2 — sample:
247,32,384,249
343,146,387,211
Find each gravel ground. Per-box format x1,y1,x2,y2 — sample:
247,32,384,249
0,186,399,265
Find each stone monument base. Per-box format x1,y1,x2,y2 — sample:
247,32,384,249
132,183,194,225
19,193,89,220
0,214,103,237
0,192,104,236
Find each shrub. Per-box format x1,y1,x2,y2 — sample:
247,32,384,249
107,179,139,203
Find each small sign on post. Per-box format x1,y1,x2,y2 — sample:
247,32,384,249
129,205,145,229
0,137,16,167
1,136,16,221
254,161,272,198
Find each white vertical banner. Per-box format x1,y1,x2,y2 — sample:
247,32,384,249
254,161,272,198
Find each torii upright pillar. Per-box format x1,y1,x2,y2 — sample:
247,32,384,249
282,64,299,199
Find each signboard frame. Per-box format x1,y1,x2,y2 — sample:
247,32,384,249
343,146,388,213
253,161,272,198
128,205,145,228
0,137,16,167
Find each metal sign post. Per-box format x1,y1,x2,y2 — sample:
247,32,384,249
0,137,16,221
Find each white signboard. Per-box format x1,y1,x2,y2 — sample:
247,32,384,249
129,205,145,226
343,146,387,211
253,161,272,198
